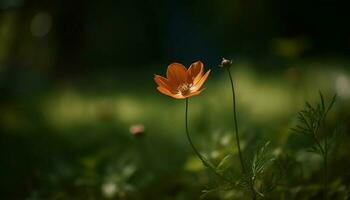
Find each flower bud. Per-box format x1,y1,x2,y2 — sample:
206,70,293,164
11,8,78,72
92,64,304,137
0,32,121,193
220,58,233,68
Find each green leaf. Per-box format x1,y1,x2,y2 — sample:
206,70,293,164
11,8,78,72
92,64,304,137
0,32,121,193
251,141,275,178
306,145,322,155
319,91,325,112
216,154,233,171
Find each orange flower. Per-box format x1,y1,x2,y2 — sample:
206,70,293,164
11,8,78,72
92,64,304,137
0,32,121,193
154,61,211,99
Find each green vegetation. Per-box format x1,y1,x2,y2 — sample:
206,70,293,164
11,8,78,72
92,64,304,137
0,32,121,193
1,60,349,199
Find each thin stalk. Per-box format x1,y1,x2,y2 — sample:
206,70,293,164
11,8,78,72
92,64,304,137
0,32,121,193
185,98,235,185
324,137,328,200
226,68,246,173
314,119,328,200
322,116,328,200
226,68,256,199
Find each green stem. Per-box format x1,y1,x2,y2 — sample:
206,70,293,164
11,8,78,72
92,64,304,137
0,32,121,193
185,98,234,185
226,68,246,173
226,68,257,199
324,137,328,200
316,120,328,200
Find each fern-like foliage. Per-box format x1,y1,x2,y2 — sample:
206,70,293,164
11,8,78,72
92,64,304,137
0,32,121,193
251,141,275,181
291,92,336,156
237,141,277,199
291,92,338,199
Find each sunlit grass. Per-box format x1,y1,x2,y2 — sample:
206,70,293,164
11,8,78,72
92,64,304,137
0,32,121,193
42,62,349,133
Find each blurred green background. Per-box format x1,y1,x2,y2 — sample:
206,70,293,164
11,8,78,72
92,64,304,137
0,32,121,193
1,0,349,199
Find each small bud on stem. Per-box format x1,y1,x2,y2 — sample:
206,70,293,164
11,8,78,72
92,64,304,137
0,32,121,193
220,58,233,68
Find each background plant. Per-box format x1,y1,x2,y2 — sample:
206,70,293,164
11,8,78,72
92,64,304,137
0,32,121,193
291,92,339,199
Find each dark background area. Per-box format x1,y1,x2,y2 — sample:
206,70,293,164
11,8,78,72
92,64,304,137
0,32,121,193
1,0,349,74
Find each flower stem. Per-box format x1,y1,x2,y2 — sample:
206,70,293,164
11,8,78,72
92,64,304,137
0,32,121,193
324,137,328,200
226,68,257,199
317,119,328,200
226,68,246,173
185,98,234,185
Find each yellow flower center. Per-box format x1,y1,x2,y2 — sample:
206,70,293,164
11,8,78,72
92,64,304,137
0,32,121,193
177,83,193,95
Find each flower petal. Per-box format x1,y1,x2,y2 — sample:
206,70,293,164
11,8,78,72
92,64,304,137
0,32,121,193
154,75,176,93
166,63,188,86
187,61,204,85
192,70,211,91
184,88,206,98
156,87,185,99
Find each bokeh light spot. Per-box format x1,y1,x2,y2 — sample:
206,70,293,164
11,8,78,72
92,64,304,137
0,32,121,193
30,12,52,38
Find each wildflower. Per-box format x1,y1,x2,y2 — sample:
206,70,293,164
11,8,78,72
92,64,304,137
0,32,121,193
129,124,145,136
155,60,234,185
154,61,210,99
219,58,232,68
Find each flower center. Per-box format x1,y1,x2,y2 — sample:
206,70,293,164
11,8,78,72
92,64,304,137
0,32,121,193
177,83,193,95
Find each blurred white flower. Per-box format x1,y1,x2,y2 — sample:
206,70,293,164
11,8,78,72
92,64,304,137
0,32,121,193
335,73,350,99
220,134,232,146
101,181,118,199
